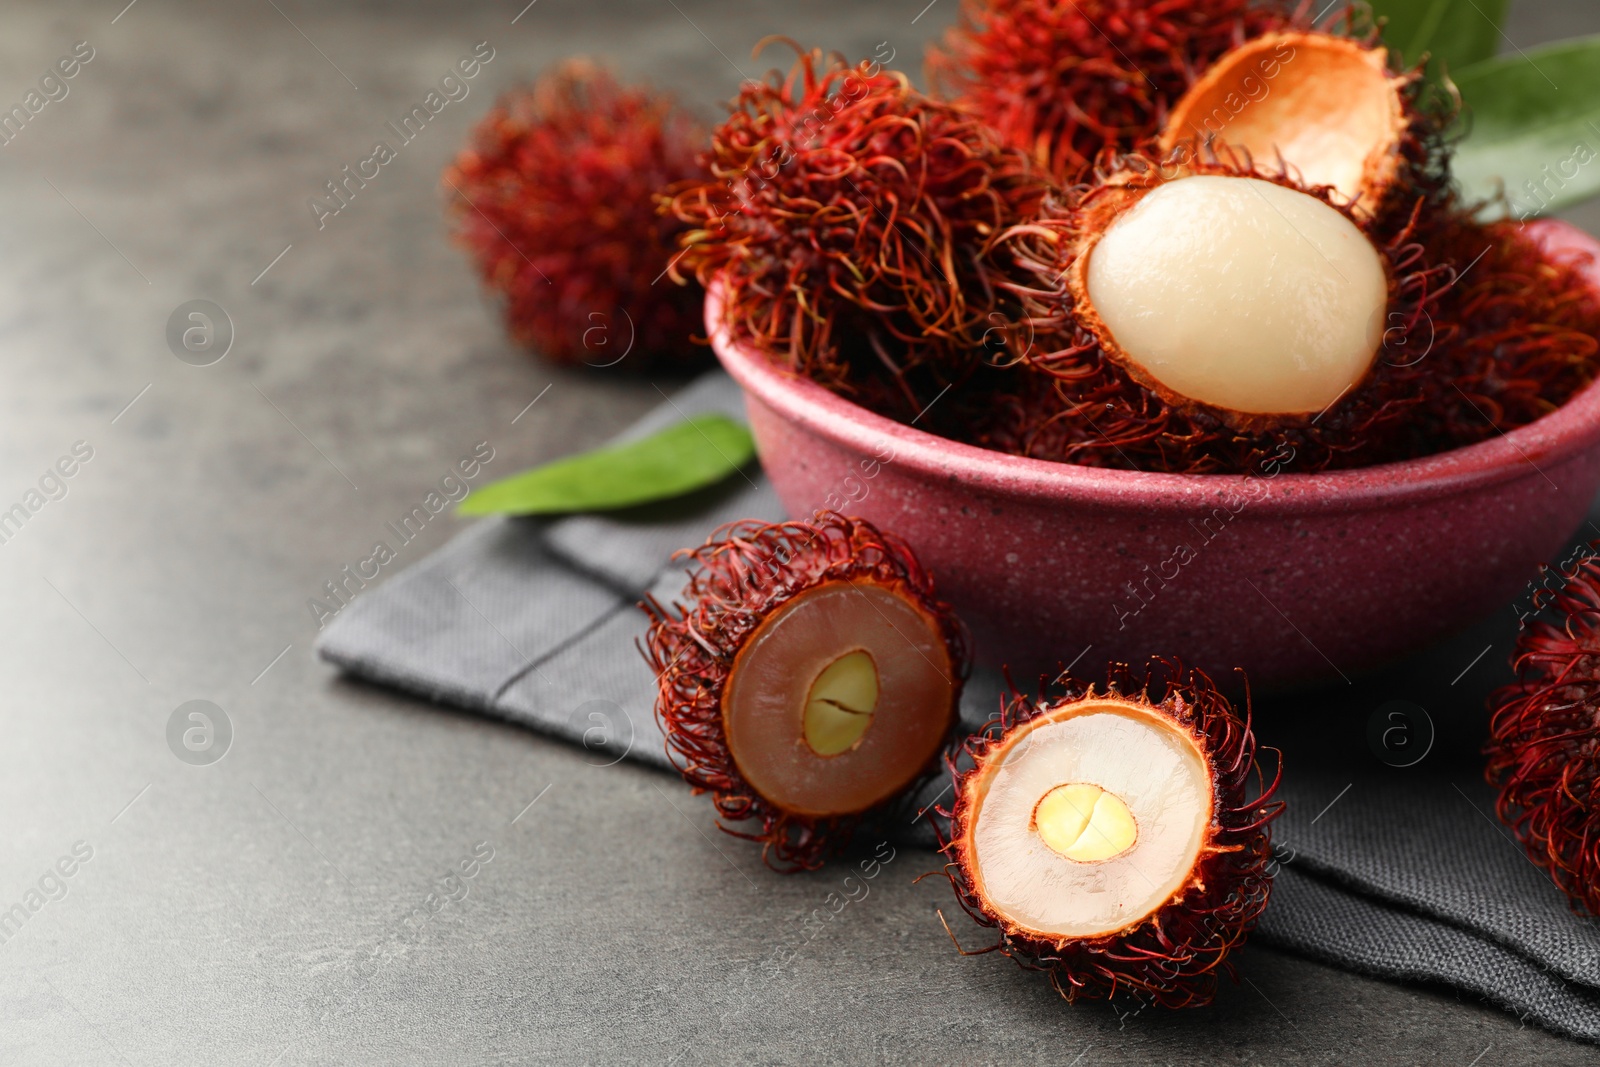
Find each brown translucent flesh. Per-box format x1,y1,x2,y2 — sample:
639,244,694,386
1159,34,1404,209
960,698,1215,942
721,580,955,818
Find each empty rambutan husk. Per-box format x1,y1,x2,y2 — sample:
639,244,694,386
666,41,1051,421
936,659,1282,1007
642,514,970,871
444,59,708,369
926,0,1303,180
1486,548,1600,915
1158,26,1454,230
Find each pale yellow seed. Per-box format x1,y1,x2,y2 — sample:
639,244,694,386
1033,782,1138,862
803,650,879,756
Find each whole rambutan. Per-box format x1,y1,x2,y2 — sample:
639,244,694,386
1487,549,1600,915
993,151,1454,472
444,60,709,369
925,0,1301,180
937,659,1282,1007
642,514,970,872
1399,217,1600,454
667,43,1051,420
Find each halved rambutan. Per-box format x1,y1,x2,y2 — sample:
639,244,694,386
1159,27,1453,228
995,151,1453,469
642,514,970,871
925,0,1301,179
444,60,708,369
1486,549,1600,915
667,43,1050,420
937,659,1281,1007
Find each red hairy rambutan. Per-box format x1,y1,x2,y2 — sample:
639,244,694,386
1399,218,1600,454
936,659,1282,1007
444,60,708,369
925,0,1302,180
667,43,1051,421
1487,551,1600,915
642,514,970,872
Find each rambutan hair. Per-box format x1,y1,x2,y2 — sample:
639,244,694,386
936,658,1282,1007
444,59,709,369
642,513,970,872
925,0,1304,179
667,42,1051,420
1402,217,1600,453
1487,549,1600,915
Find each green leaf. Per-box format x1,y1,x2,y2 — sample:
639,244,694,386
1452,36,1600,217
459,413,756,517
1369,0,1507,76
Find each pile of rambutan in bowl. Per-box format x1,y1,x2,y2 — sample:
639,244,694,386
667,15,1600,688
444,5,1600,689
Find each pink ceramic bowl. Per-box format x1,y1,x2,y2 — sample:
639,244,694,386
709,221,1600,689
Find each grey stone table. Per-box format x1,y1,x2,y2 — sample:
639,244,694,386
2,1,1598,1064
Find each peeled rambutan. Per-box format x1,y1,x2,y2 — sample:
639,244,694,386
937,659,1281,1007
993,151,1454,472
1486,549,1600,915
642,514,970,871
444,59,708,369
925,0,1301,180
667,43,1050,420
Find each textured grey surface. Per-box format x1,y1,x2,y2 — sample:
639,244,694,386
3,1,1600,1064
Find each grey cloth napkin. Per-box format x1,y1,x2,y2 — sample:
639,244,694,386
316,373,1600,1044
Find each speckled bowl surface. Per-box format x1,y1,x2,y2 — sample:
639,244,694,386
709,220,1600,688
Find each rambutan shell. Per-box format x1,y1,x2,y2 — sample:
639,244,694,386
1160,32,1411,216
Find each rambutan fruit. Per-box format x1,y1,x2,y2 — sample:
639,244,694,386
1159,28,1452,228
1398,216,1600,452
1486,549,1600,915
937,659,1281,1007
444,59,708,369
642,514,969,871
995,152,1453,470
667,43,1050,421
925,0,1300,180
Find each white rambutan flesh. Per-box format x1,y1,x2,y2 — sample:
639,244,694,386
966,698,1212,940
1084,175,1387,417
722,581,955,819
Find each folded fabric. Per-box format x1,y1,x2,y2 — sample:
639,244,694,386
316,373,1600,1044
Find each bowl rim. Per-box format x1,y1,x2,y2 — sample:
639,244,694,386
708,219,1600,515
